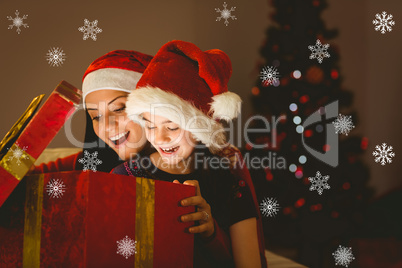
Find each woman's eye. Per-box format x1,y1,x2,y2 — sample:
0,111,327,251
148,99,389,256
168,127,179,131
146,125,156,130
92,115,102,121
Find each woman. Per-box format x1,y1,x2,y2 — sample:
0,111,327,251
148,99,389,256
34,50,153,173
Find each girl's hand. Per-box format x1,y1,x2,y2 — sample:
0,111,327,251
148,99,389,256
173,179,215,239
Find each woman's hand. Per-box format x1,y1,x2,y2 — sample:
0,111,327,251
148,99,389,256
173,179,215,239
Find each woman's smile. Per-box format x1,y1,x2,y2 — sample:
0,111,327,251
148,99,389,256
109,131,130,146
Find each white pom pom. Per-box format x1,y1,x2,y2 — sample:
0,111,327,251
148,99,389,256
210,92,242,122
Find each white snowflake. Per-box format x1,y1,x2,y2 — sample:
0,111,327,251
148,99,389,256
7,10,29,34
7,142,29,165
46,47,66,67
215,2,237,26
259,197,280,217
260,66,280,86
78,19,102,41
308,39,330,64
332,245,355,267
332,114,355,136
46,178,66,198
308,171,330,195
117,235,137,259
78,150,102,172
373,11,395,34
372,143,395,166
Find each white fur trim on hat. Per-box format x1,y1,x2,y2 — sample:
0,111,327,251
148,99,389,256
210,91,242,122
82,68,142,108
126,86,229,154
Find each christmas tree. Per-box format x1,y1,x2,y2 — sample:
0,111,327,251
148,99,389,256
245,0,372,266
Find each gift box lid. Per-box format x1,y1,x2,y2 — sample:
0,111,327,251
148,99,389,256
0,80,82,207
0,94,45,158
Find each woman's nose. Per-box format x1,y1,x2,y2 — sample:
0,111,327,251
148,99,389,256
104,115,119,132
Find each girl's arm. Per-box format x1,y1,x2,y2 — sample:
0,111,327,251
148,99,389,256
230,217,261,268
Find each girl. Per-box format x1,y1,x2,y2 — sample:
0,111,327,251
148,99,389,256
34,50,153,173
113,40,266,267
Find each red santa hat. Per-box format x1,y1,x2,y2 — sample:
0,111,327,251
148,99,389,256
126,40,241,153
82,50,153,108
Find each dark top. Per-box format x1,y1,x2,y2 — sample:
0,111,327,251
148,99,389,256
112,150,257,267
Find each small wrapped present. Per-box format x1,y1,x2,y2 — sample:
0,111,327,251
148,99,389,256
0,81,81,207
0,171,195,267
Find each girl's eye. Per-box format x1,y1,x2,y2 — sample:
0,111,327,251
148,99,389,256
168,127,179,131
113,107,125,113
146,125,156,130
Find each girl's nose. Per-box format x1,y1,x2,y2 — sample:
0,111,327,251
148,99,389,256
153,128,171,145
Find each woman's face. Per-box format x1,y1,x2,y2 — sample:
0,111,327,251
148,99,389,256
85,90,147,160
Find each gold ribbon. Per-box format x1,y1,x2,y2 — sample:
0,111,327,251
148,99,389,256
0,143,36,181
23,174,44,268
0,95,44,157
135,177,155,267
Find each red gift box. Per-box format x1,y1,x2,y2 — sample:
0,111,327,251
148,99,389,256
0,171,195,267
0,81,81,207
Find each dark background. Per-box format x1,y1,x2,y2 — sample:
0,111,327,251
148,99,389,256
1,0,401,266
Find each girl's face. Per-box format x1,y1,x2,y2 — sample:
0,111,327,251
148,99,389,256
85,90,147,160
142,112,197,167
